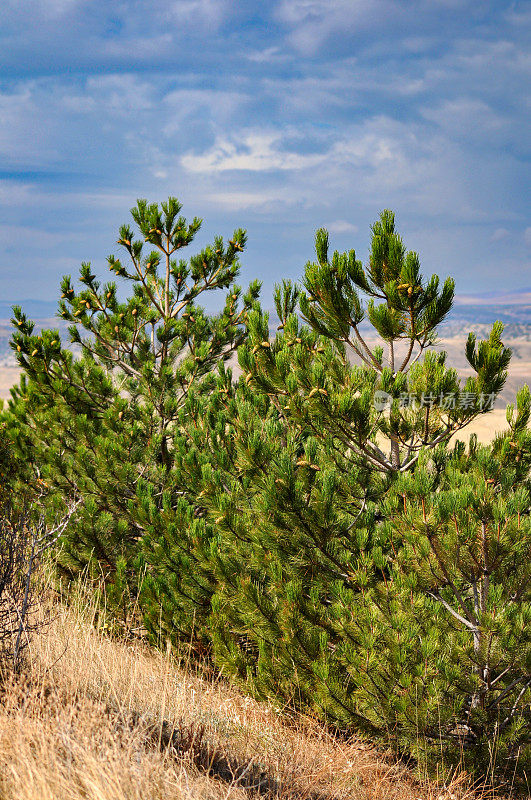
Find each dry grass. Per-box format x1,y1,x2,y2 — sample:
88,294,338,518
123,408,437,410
0,592,497,800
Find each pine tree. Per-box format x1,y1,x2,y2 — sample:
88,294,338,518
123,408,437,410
242,210,510,473
184,212,522,772
5,203,528,783
6,198,260,629
138,361,271,653
377,387,531,778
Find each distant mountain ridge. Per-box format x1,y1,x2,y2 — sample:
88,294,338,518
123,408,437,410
444,303,531,327
454,287,531,306
1,289,530,333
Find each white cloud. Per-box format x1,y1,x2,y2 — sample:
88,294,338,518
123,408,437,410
274,0,467,54
40,0,81,13
326,220,358,234
491,228,509,242
182,132,327,173
331,126,400,169
26,0,228,26
325,117,450,206
421,97,507,139
0,85,60,165
276,0,388,27
178,111,516,223
162,88,248,135
35,0,82,15
451,39,530,81
3,0,84,20
83,75,155,115
0,75,162,169
95,33,174,61
275,0,395,53
206,189,296,211
275,0,329,23
401,36,435,54
177,114,476,223
246,47,288,63
163,0,228,27
504,6,531,27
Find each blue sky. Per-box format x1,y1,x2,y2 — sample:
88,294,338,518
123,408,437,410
0,0,529,310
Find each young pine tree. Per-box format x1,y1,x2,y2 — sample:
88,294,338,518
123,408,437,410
383,386,531,779
242,210,510,473
189,212,519,772
7,198,260,628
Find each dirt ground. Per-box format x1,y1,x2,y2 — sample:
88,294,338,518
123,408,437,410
448,407,513,445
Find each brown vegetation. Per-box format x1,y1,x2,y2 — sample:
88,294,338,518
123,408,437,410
0,591,495,800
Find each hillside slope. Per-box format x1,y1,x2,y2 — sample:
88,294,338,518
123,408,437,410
0,595,491,800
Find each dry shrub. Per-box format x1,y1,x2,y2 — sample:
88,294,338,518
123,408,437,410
0,508,39,677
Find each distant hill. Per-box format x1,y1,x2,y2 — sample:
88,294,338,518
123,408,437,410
442,305,531,338
2,288,530,325
1,287,530,366
0,290,529,401
442,288,531,337
454,287,531,306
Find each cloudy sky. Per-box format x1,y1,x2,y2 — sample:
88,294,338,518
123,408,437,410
0,0,529,310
